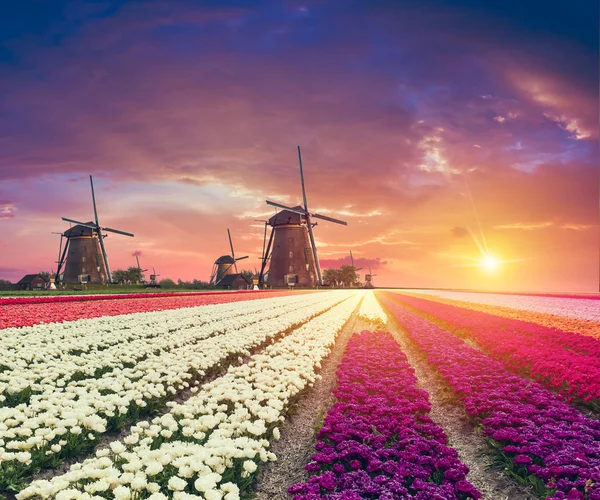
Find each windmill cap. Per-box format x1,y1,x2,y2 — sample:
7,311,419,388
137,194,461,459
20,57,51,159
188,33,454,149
63,223,95,237
215,255,236,264
268,206,305,226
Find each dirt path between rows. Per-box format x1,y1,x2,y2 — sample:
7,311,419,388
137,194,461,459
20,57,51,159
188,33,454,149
254,300,537,500
252,308,375,499
384,312,537,500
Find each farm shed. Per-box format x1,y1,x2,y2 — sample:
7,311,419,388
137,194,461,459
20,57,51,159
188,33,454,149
216,273,251,290
17,274,49,291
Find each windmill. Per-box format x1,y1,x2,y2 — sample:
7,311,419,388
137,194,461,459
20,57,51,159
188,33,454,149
148,267,161,288
364,265,377,289
210,229,249,285
56,175,134,285
349,250,363,287
259,146,347,287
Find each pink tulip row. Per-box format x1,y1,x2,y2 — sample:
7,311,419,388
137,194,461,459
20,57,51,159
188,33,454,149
388,292,600,408
378,293,600,500
290,330,481,499
0,291,298,329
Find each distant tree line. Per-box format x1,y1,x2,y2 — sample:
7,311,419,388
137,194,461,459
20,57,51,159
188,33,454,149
322,265,360,287
109,268,256,289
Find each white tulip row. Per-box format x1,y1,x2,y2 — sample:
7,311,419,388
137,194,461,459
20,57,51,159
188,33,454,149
406,289,600,321
0,293,324,400
357,290,387,324
17,291,362,499
0,292,351,487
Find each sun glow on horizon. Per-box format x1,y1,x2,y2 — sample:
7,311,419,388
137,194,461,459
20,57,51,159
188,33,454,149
482,254,499,271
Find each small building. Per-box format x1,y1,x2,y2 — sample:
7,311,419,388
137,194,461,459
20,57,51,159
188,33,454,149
17,274,50,291
216,273,251,290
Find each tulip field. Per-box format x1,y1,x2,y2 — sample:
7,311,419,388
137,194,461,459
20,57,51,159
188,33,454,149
0,290,599,499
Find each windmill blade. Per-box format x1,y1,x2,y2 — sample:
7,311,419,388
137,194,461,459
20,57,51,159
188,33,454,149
90,175,100,226
306,216,323,285
62,217,97,228
311,212,348,226
266,200,306,216
259,220,267,264
350,250,354,267
297,146,309,212
259,226,275,286
55,238,70,285
235,255,249,261
96,228,112,283
102,227,134,237
227,228,235,260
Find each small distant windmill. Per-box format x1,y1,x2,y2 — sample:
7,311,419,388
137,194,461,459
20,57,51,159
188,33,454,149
364,265,377,289
56,175,134,285
148,267,161,287
210,229,249,285
260,146,348,287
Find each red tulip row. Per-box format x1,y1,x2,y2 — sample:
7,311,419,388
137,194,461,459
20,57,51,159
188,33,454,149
0,290,283,306
378,294,600,500
0,291,300,329
385,292,600,410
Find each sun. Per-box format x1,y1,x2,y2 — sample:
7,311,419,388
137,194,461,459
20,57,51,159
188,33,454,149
482,254,499,271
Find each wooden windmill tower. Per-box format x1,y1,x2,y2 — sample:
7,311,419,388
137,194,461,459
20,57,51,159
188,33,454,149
56,176,134,285
259,146,347,287
364,265,377,289
210,229,249,285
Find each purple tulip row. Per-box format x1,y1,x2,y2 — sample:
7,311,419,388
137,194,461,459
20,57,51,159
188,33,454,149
379,293,600,500
387,292,600,408
288,330,482,499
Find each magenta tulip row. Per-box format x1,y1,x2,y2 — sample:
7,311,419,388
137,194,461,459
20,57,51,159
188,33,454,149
379,294,600,500
289,330,481,499
387,292,600,407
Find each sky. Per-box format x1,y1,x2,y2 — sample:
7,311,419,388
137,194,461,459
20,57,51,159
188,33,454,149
0,0,598,291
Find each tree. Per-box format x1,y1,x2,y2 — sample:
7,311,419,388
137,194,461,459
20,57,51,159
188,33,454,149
0,279,11,285
111,269,128,284
159,278,176,288
126,267,143,284
340,265,358,287
323,268,341,287
240,270,254,282
39,271,52,281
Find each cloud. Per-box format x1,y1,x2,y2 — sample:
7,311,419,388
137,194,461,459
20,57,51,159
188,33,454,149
451,226,468,238
0,203,15,219
495,221,554,230
495,221,595,231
